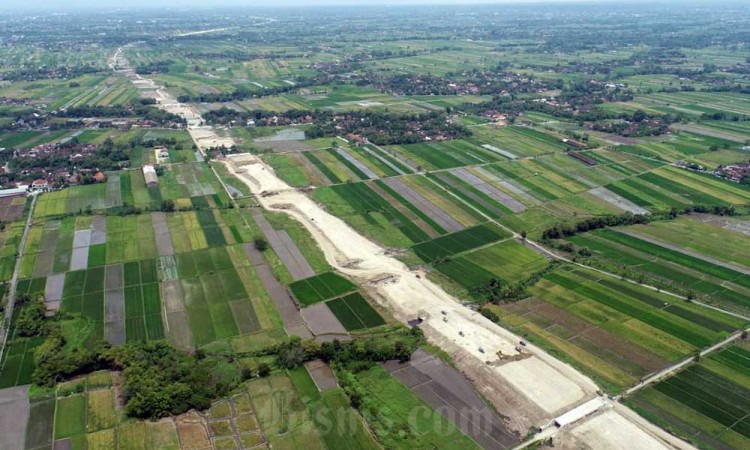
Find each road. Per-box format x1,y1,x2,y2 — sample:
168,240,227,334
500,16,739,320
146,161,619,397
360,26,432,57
620,326,750,398
0,195,37,363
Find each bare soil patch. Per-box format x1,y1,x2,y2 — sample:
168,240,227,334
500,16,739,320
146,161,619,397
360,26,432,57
301,303,348,337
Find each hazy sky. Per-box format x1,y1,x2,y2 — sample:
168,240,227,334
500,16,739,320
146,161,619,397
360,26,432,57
9,0,626,10
7,0,727,12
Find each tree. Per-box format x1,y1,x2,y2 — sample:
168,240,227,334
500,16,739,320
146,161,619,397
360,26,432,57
254,238,268,252
16,299,46,337
632,109,647,123
258,363,271,377
276,338,305,369
160,200,175,213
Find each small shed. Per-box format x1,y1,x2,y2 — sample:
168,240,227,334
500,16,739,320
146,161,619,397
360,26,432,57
142,165,158,189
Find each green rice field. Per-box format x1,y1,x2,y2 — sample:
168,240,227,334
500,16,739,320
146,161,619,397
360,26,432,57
626,345,750,450
491,266,747,393
325,293,385,331
569,225,750,311
289,272,357,306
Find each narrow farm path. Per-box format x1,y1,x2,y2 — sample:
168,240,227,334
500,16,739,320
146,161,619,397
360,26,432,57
0,194,37,362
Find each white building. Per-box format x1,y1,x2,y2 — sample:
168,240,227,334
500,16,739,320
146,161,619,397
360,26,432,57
142,165,158,189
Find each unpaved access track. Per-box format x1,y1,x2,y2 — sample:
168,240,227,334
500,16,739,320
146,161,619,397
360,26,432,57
117,45,696,448
224,154,694,449
225,154,597,428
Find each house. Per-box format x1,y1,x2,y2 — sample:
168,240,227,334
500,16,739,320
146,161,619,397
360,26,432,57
94,172,106,183
31,179,49,191
142,165,158,189
562,138,587,149
154,146,170,164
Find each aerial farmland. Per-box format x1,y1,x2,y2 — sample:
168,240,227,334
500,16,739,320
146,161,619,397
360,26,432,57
0,2,749,450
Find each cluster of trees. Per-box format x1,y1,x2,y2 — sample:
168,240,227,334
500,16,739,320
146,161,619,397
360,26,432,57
109,342,239,418
255,327,423,372
362,69,554,97
15,295,47,337
206,107,469,145
0,65,101,82
541,204,737,241
473,262,560,304
310,110,470,145
183,51,305,62
57,103,186,126
35,336,242,418
176,82,309,103
134,60,174,75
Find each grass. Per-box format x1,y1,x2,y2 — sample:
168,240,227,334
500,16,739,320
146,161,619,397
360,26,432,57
87,428,116,450
117,421,150,450
312,389,380,450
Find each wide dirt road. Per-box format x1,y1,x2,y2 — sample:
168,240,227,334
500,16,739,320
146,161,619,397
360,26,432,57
117,48,694,446
225,154,599,432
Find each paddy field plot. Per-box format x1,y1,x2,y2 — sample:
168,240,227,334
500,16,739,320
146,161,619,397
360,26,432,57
264,153,320,187
412,223,511,262
302,149,365,183
312,182,432,247
615,131,741,165
289,272,357,306
386,139,501,171
379,177,464,233
468,125,570,157
24,393,55,450
0,194,27,222
0,337,44,388
246,372,327,450
324,292,385,331
428,171,515,218
432,239,548,293
55,260,165,345
634,91,750,117
605,165,750,210
569,225,750,311
490,266,746,393
0,219,25,282
352,365,481,450
288,366,380,450
176,246,261,346
34,183,107,219
625,345,750,450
